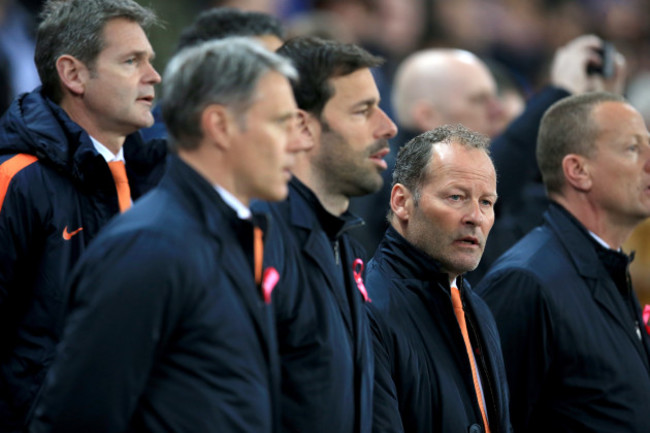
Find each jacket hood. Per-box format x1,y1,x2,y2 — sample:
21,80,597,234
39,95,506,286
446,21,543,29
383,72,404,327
0,88,168,186
0,88,90,170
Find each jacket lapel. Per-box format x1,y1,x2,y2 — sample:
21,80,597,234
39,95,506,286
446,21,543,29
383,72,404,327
547,205,650,369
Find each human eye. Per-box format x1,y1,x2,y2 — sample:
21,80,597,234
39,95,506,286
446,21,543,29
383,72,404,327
627,143,640,152
480,198,494,207
449,194,462,201
354,106,371,116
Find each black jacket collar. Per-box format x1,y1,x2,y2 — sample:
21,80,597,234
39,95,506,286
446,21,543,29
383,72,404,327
289,176,363,240
377,225,457,291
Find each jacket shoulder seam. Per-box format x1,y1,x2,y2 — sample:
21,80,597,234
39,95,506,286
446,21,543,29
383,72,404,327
0,153,38,211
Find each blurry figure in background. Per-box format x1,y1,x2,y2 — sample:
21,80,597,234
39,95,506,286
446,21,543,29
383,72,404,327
0,0,165,430
485,59,527,137
0,47,12,114
140,7,285,141
477,92,650,433
0,0,41,115
392,49,504,139
349,48,503,257
467,34,627,285
28,37,300,433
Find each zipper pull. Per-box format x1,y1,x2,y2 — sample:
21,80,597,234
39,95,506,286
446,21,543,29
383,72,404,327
334,240,340,265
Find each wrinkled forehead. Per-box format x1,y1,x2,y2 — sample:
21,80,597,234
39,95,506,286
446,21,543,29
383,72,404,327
428,141,496,184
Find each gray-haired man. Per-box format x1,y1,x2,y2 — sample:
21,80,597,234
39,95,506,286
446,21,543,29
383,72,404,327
28,37,300,433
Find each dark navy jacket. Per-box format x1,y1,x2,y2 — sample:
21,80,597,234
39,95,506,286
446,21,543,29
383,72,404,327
0,89,166,431
265,177,374,433
366,226,512,433
28,155,280,433
476,203,650,433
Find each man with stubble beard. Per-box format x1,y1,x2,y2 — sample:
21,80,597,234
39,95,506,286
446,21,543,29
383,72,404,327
261,36,397,433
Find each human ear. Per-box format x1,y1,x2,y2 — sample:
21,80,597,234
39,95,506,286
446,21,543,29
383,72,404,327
391,183,413,222
411,100,441,131
56,55,88,96
201,104,233,150
295,109,316,151
562,153,592,191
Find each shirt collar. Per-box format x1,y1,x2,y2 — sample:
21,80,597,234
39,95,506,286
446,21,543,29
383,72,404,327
214,184,251,220
90,136,125,163
588,230,622,252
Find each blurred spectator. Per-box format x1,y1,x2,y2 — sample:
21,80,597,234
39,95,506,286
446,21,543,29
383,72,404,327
0,0,40,115
391,49,503,138
486,59,527,136
140,7,285,141
467,34,627,285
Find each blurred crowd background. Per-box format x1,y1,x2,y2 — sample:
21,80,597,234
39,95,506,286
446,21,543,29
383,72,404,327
1,0,649,300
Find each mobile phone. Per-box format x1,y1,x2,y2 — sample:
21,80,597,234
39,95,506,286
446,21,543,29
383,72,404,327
586,41,615,78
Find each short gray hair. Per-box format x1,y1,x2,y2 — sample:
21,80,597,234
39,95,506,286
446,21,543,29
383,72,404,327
36,0,158,103
390,124,491,218
537,92,626,195
161,37,298,151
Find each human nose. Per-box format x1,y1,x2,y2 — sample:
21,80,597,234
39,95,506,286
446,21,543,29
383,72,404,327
461,200,486,227
285,117,308,153
145,61,161,85
375,108,398,140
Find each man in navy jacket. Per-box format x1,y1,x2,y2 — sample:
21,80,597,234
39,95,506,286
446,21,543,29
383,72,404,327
28,38,300,433
476,92,650,432
265,37,397,433
366,124,511,433
0,1,165,430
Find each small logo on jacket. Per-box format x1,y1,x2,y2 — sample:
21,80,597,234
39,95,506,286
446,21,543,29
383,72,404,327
62,226,83,240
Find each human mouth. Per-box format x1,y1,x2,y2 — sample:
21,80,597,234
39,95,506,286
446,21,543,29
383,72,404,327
137,95,154,105
454,236,481,249
369,147,390,170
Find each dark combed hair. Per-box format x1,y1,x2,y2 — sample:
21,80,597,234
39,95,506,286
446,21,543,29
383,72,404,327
277,36,383,118
175,7,284,53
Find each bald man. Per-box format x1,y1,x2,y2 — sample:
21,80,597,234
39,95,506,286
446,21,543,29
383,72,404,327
392,49,504,139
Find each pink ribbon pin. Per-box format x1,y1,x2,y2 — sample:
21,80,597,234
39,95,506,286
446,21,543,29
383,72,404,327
352,258,371,302
643,305,650,336
261,267,279,304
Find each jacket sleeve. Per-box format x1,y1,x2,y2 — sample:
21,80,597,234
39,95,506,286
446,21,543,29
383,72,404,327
476,269,555,433
0,159,42,309
27,232,191,433
366,304,405,433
